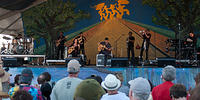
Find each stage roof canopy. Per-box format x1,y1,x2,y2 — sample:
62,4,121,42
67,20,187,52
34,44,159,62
0,0,46,36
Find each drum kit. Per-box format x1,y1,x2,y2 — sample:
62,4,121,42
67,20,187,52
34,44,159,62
1,36,33,55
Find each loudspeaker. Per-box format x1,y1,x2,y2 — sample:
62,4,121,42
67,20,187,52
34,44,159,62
157,57,176,67
65,57,82,67
96,54,111,67
111,57,129,67
3,58,23,67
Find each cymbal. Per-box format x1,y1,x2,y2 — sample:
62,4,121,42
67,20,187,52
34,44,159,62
3,36,11,40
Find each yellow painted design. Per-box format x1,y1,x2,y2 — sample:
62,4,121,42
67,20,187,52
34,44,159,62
95,0,130,21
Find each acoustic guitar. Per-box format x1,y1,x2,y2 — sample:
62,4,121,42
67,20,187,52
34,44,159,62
68,46,75,54
56,37,67,47
98,44,108,52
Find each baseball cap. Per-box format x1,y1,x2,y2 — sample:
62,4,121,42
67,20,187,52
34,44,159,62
67,59,81,73
20,69,33,84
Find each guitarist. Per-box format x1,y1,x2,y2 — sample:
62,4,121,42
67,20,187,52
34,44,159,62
56,32,66,59
99,37,112,67
127,31,135,64
75,32,86,54
69,38,80,57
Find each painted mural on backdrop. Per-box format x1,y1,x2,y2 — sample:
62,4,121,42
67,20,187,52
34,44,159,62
22,0,200,63
95,0,130,20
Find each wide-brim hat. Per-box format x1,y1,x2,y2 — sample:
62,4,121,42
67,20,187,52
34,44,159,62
101,74,121,90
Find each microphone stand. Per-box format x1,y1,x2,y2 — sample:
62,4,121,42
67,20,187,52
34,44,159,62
115,34,124,57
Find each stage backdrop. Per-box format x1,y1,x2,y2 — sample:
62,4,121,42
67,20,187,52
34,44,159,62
22,0,200,64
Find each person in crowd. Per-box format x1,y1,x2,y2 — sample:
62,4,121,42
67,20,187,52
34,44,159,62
98,37,112,67
11,90,33,100
194,72,200,86
37,72,55,100
100,74,129,100
8,69,43,100
152,65,176,100
140,29,151,61
86,74,103,84
0,68,10,93
189,84,200,100
51,59,82,100
127,31,135,64
115,72,129,96
129,77,151,100
169,84,187,100
74,79,105,100
10,74,21,88
147,80,154,100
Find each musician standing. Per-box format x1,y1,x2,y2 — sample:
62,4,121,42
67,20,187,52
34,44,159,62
140,29,151,61
185,32,197,59
127,31,135,63
56,32,66,59
75,32,86,54
99,37,112,67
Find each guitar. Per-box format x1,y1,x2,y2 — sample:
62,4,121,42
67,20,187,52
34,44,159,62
68,46,75,54
56,37,67,47
98,44,110,52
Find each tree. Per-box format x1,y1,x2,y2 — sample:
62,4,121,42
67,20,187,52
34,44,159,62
23,0,90,59
142,0,200,38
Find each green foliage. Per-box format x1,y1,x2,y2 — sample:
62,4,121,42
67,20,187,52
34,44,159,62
22,0,90,58
142,0,200,37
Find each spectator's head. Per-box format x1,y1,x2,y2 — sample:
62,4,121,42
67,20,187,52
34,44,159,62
74,79,106,100
67,59,81,77
162,65,176,81
194,72,200,85
37,74,46,85
170,84,187,100
86,74,102,84
42,72,51,82
19,69,33,85
101,74,121,92
128,77,151,100
12,90,33,100
14,74,21,85
190,84,200,100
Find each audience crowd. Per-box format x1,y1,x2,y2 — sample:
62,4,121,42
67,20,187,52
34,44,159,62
0,59,200,100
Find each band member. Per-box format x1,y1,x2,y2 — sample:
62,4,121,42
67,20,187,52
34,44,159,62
186,32,197,47
127,31,135,63
56,32,66,59
75,32,86,54
98,37,112,67
140,29,151,61
69,38,80,57
185,32,197,59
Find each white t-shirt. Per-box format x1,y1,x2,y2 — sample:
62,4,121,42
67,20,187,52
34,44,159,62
101,91,130,100
51,77,82,100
